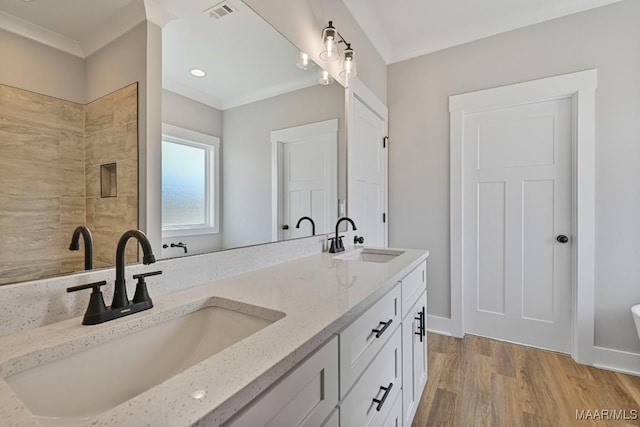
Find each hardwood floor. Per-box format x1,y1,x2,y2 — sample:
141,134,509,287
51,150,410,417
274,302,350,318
412,333,640,427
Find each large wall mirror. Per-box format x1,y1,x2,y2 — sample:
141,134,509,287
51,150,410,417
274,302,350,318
158,0,346,258
0,0,345,285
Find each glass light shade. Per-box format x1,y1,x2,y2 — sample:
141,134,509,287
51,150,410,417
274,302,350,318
318,69,334,86
296,52,314,70
319,22,340,62
339,47,357,80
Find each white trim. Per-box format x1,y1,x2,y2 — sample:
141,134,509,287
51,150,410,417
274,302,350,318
161,123,221,237
346,78,389,247
592,347,640,377
270,119,339,241
449,69,597,363
426,315,454,337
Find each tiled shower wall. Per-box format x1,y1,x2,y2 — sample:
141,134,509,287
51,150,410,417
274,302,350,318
0,84,86,284
84,83,138,268
0,83,138,284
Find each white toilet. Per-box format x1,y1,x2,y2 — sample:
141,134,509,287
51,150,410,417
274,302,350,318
632,305,640,341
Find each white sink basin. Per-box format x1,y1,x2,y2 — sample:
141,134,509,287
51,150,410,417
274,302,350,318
5,300,284,425
632,304,640,342
333,248,405,263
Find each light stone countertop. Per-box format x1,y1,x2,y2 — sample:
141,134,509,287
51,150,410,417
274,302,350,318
0,248,429,427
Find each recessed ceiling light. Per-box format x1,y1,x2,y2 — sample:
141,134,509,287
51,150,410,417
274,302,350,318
190,69,206,77
191,389,206,400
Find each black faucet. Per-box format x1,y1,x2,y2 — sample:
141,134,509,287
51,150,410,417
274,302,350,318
67,229,161,325
69,226,93,270
329,217,357,253
163,242,188,254
112,230,156,309
295,216,316,236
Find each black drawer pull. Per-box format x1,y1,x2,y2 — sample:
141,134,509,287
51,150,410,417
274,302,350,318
421,307,426,337
372,382,393,412
372,319,393,338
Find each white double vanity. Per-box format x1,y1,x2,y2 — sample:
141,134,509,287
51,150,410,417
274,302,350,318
0,243,429,427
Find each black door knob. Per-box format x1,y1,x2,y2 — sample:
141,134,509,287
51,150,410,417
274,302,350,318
282,225,289,230
556,235,569,243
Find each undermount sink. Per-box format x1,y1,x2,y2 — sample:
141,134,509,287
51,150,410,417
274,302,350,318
4,299,284,425
333,247,405,263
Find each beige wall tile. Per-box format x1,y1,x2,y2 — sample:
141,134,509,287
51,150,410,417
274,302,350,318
60,197,86,227
85,94,114,136
0,196,60,230
92,230,116,266
59,131,85,164
0,229,70,262
114,83,137,126
117,159,138,197
0,119,60,163
0,261,61,286
85,165,101,198
60,102,84,134
0,158,85,197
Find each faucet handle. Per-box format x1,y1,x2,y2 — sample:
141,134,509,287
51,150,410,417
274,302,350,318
132,270,163,280
67,281,108,325
132,270,162,304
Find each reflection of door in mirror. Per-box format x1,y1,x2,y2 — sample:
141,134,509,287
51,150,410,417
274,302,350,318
271,119,338,241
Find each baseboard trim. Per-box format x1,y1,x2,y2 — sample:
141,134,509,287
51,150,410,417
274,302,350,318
426,315,454,336
592,346,640,376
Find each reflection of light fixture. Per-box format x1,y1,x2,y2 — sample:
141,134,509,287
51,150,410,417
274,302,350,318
296,52,314,70
190,69,206,77
318,69,334,86
319,21,357,81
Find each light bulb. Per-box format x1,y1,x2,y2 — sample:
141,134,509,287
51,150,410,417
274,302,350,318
296,52,314,70
339,46,357,80
318,69,334,86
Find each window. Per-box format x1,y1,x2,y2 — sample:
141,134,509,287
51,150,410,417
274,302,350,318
161,124,220,236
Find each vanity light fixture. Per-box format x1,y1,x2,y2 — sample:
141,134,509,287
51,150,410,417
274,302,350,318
318,69,334,86
190,68,206,77
319,21,358,81
296,52,314,70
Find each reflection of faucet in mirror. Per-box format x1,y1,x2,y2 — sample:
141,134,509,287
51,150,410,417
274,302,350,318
163,242,188,254
329,217,358,253
69,226,93,270
295,217,316,236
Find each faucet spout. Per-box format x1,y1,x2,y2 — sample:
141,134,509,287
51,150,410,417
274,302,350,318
295,216,316,236
329,217,357,253
112,230,156,309
69,226,93,270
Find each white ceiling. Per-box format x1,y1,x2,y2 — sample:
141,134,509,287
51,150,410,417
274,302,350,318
341,0,626,64
157,0,318,110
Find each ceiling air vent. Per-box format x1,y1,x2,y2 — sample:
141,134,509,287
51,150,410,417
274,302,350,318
205,1,237,19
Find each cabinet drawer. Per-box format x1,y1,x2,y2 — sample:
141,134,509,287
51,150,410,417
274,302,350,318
227,336,338,427
340,327,402,427
339,284,401,398
401,261,427,319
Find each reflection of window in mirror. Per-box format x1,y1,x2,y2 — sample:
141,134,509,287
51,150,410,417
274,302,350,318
161,124,220,237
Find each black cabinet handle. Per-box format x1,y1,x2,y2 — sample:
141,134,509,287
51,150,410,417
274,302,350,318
372,319,393,338
421,307,426,337
372,382,393,412
415,311,423,342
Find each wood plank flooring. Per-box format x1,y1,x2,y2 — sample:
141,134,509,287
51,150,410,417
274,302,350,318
413,333,640,427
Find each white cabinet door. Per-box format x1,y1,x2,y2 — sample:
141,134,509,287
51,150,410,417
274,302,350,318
341,327,402,427
228,336,338,427
402,290,428,426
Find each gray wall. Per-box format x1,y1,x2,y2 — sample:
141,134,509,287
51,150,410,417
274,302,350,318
0,28,85,103
222,83,345,249
161,89,224,256
387,0,640,353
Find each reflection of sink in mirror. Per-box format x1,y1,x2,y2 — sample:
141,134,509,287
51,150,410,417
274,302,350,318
632,304,640,342
333,248,405,263
5,301,285,425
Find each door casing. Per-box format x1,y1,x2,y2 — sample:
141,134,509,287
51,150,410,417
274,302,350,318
448,69,597,364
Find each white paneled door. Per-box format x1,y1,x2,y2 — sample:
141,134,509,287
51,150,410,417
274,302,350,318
348,97,387,247
463,97,573,353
